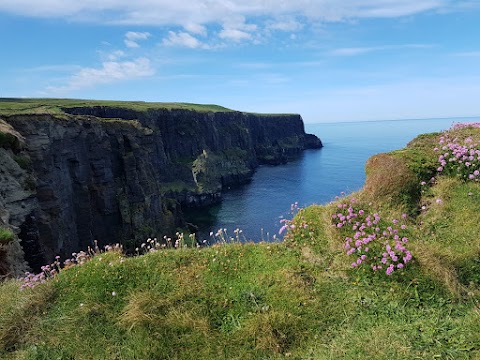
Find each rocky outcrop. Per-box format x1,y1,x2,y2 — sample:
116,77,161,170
0,120,30,276
0,106,322,270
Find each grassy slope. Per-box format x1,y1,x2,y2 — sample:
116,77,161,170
1,127,480,359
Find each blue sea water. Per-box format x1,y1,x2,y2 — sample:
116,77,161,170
190,117,475,242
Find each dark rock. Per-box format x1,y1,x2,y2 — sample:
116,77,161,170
0,107,322,268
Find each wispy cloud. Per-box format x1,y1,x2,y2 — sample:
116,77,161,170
266,17,304,32
183,23,207,36
124,31,151,48
0,0,460,47
218,28,252,42
162,31,210,49
0,0,453,23
219,17,258,42
0,1,473,49
47,57,155,94
329,47,376,56
112,50,127,60
328,44,434,56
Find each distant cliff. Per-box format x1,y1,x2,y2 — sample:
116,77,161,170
0,99,322,271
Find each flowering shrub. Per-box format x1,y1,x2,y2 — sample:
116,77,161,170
209,228,247,244
18,229,239,290
279,202,302,235
332,198,412,276
435,131,480,181
279,202,313,243
20,242,122,290
450,122,480,130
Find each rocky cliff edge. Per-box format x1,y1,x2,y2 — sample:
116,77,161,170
0,99,322,271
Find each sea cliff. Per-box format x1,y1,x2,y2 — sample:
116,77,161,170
0,99,321,271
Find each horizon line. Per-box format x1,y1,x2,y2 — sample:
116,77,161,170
310,115,480,125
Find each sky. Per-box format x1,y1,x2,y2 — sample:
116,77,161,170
1,0,480,123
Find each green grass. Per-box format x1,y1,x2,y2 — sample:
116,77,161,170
0,98,235,116
0,228,14,245
1,126,480,359
0,98,297,118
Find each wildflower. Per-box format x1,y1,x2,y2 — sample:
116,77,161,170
334,201,411,275
386,264,395,276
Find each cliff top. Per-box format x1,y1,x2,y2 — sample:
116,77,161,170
0,97,233,116
0,98,297,117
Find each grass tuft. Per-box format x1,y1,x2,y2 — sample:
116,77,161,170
0,227,14,245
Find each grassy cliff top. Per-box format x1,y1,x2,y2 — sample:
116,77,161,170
0,98,233,116
1,123,480,359
0,98,297,117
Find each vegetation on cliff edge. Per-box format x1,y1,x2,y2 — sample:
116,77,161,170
1,124,480,359
0,98,296,117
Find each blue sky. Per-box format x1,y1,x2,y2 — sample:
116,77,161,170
1,0,480,123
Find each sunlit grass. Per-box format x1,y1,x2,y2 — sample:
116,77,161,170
0,98,235,116
1,124,480,358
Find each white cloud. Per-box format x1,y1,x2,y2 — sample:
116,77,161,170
47,57,155,93
219,28,252,42
0,1,455,25
0,1,469,49
218,16,258,42
183,23,207,36
106,50,126,60
124,31,151,48
266,17,304,32
352,1,445,18
162,31,209,49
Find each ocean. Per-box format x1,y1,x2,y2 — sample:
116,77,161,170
187,117,475,242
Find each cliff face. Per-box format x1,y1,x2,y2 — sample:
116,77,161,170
0,106,321,270
0,120,31,275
